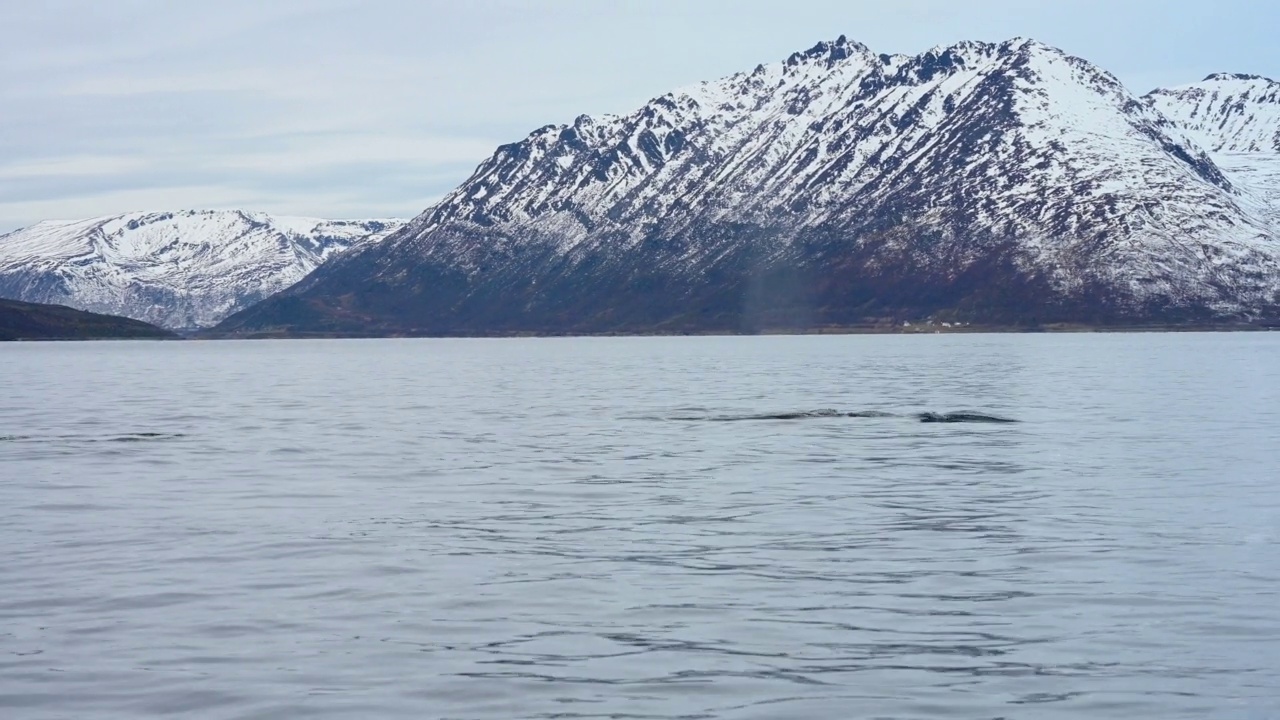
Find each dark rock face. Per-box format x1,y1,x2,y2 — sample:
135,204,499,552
0,299,177,341
212,38,1280,337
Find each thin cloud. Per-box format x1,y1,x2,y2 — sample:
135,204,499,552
205,135,501,174
1,0,1276,232
0,183,436,232
0,156,153,180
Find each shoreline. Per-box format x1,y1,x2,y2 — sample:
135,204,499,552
8,322,1278,342
190,321,1280,340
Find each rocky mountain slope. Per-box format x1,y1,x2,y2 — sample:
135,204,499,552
0,298,176,341
1145,73,1280,153
1145,74,1280,228
0,211,403,329
196,38,1276,334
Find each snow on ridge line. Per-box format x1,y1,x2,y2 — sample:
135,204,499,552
422,35,1232,232
1144,72,1280,155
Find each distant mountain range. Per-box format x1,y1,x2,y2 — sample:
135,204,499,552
0,211,403,329
4,37,1279,336
0,298,175,341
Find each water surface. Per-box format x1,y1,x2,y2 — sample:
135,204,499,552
2,334,1278,719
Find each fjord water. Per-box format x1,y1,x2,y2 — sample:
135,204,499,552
2,334,1278,719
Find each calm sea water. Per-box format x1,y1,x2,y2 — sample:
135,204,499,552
2,334,1279,719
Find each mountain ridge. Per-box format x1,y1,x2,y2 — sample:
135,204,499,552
1144,73,1280,153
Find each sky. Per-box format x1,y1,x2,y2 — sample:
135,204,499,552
2,0,1278,233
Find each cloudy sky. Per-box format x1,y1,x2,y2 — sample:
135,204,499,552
2,0,1277,232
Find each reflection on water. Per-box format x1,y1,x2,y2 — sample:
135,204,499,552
1,334,1278,719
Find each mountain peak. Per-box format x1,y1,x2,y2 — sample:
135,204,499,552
1202,72,1277,85
1002,35,1044,50
1146,72,1280,153
786,35,870,66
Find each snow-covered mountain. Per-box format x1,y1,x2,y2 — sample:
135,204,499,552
1145,73,1280,153
0,211,403,329
224,40,1275,333
1145,73,1280,228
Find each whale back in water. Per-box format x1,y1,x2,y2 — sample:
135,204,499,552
917,412,1017,423
663,409,1016,423
686,409,845,421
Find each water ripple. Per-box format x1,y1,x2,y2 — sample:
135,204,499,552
1,335,1278,719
